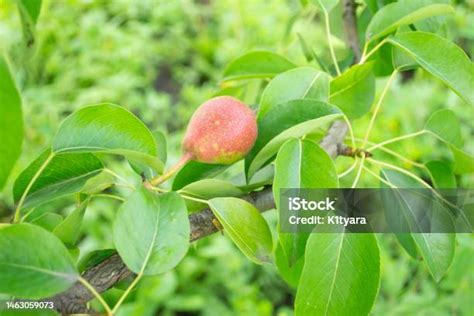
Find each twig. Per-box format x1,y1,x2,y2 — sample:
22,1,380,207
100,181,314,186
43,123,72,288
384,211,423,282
323,8,341,75
351,153,366,188
14,152,55,223
342,0,361,62
359,39,387,64
338,159,359,178
366,130,427,151
362,69,399,147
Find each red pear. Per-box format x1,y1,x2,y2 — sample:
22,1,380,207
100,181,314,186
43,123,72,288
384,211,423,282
183,96,258,164
150,96,257,186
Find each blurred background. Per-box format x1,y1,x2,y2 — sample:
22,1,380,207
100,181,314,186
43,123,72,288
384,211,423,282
0,0,473,315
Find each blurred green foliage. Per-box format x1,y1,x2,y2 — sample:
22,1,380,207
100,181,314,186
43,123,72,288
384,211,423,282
0,0,473,315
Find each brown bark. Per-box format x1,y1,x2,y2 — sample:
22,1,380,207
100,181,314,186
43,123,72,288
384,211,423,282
342,0,362,63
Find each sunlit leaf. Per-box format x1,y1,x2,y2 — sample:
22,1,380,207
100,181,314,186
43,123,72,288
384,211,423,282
329,63,375,119
208,197,273,264
388,32,473,105
52,103,163,173
450,146,474,174
114,188,189,275
0,57,23,189
258,67,330,119
366,0,453,41
223,51,296,82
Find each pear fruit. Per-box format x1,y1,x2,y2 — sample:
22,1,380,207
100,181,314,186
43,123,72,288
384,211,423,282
183,96,258,164
150,96,257,186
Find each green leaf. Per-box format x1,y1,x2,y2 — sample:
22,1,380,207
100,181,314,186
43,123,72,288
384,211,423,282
391,27,418,71
258,67,330,119
213,84,245,99
366,0,454,41
424,109,473,174
297,33,315,63
222,51,296,82
246,100,342,179
53,200,88,246
0,56,23,189
392,47,417,71
310,0,339,12
129,130,168,179
450,146,474,174
372,42,395,77
80,170,115,195
274,140,338,243
114,188,190,275
296,33,331,73
172,161,227,190
0,224,78,299
414,0,450,35
426,160,456,189
13,150,103,209
295,226,380,316
234,164,274,193
30,212,63,232
180,179,243,212
208,197,273,264
329,63,375,119
181,178,242,197
154,130,168,164
77,249,116,273
388,32,474,105
68,247,80,263
17,0,42,46
275,243,304,287
273,139,338,267
378,168,420,259
381,169,455,281
52,103,163,173
425,109,463,148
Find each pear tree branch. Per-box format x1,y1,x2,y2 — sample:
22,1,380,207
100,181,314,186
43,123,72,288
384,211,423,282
47,2,363,312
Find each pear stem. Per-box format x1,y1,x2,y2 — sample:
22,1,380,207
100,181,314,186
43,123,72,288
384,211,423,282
149,152,193,186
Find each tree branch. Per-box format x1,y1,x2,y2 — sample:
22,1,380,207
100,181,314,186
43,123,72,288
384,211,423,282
342,0,361,63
